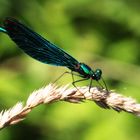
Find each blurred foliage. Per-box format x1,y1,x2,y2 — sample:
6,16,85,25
0,0,140,140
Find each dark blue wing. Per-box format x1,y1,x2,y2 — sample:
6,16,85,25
3,17,79,71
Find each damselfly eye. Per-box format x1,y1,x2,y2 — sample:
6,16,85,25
94,69,102,81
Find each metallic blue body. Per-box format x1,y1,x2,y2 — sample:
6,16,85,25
0,27,7,33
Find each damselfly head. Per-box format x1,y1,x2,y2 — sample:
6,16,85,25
93,69,102,81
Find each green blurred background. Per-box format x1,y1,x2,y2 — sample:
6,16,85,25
0,0,140,139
